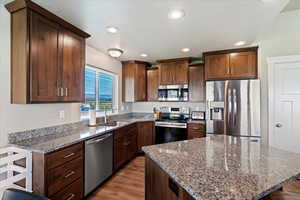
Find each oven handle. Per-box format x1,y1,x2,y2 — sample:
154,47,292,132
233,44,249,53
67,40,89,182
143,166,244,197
155,123,187,129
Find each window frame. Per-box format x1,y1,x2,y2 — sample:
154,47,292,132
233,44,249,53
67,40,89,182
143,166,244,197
82,65,119,116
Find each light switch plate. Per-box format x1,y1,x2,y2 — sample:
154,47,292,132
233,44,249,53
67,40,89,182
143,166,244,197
59,110,65,120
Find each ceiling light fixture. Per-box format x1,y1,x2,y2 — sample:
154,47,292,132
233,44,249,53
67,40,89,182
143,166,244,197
107,48,123,58
168,9,185,20
181,48,190,52
140,53,148,57
106,26,119,33
234,41,246,46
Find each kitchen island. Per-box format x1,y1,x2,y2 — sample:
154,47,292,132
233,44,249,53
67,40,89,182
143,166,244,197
143,135,300,200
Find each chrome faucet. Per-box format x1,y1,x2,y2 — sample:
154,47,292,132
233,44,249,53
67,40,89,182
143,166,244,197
104,106,108,124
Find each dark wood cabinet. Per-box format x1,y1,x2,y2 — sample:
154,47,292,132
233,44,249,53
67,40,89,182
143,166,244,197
122,61,149,102
189,65,205,102
147,68,159,101
61,29,85,102
204,47,258,80
137,122,155,152
229,51,257,79
187,123,206,139
32,143,84,199
157,58,189,85
205,54,230,80
114,124,138,170
145,157,194,200
6,0,90,104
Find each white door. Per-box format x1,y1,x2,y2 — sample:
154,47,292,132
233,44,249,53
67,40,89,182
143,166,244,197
268,56,300,153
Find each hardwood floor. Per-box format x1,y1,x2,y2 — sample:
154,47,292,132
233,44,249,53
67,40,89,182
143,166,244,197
88,156,300,200
88,156,145,200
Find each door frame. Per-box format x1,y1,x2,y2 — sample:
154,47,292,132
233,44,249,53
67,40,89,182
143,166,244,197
267,55,300,146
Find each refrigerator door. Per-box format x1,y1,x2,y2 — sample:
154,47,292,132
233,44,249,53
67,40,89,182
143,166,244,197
226,80,260,137
206,81,226,134
206,80,260,137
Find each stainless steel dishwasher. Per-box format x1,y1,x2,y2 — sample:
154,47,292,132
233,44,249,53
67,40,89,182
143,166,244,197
85,133,113,196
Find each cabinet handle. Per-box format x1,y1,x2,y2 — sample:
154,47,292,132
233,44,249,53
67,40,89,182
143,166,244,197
65,193,75,200
60,88,64,97
63,153,75,159
65,88,68,97
64,171,75,178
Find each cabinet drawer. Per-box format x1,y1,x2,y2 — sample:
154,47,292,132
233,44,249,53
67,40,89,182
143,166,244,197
114,124,137,139
47,143,83,169
51,177,83,200
188,123,205,131
47,156,83,196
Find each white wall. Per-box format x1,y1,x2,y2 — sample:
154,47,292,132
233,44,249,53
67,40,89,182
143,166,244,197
257,9,300,144
0,5,126,146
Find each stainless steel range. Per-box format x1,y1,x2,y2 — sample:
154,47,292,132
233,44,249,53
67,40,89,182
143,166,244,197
155,107,190,144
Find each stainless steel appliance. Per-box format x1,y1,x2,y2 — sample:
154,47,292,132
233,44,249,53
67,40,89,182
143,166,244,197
158,84,188,101
155,107,190,144
191,111,205,120
85,133,113,195
206,80,260,137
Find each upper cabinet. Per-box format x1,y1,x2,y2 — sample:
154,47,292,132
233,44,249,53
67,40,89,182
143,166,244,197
122,61,149,102
147,68,159,101
6,0,90,104
189,64,205,102
157,58,189,85
204,47,258,80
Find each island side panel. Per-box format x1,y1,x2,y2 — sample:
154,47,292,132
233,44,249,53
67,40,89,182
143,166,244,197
145,156,194,200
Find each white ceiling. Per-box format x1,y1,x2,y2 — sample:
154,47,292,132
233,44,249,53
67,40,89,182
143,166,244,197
2,0,290,62
282,0,300,12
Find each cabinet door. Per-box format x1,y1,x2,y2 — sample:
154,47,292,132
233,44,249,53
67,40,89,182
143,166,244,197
30,12,61,102
61,29,85,102
159,63,174,85
114,136,127,170
188,123,206,139
189,65,205,102
135,63,147,101
229,51,257,79
138,122,154,152
174,62,188,84
147,69,159,101
205,54,230,80
127,132,137,160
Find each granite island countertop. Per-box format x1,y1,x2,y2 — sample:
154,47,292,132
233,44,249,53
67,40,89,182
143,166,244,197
10,116,154,154
142,135,300,200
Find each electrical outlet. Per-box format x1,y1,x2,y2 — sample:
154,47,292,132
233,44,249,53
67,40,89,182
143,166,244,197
59,110,65,120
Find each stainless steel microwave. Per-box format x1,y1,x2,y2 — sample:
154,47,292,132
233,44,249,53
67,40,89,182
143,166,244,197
158,84,188,101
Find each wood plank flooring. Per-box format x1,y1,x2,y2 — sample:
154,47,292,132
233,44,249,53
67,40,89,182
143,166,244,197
88,156,300,200
88,156,145,200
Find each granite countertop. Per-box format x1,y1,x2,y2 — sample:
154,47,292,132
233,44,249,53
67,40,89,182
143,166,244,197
143,135,300,200
12,116,154,154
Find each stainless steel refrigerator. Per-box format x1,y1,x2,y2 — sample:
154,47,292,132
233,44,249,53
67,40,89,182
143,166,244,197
206,80,260,137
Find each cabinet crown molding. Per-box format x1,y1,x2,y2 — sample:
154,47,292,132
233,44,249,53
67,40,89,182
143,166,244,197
5,0,91,38
203,46,258,57
156,57,190,63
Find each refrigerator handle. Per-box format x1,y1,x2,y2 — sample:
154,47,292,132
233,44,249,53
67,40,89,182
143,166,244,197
227,89,232,126
233,89,237,126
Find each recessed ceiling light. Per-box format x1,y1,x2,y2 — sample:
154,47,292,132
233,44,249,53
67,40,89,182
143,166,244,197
234,41,246,46
181,48,190,52
168,9,185,20
140,53,148,57
106,26,119,33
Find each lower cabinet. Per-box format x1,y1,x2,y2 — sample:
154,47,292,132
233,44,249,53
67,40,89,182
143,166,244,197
145,157,194,200
187,123,206,139
114,124,138,170
137,121,155,152
32,143,84,199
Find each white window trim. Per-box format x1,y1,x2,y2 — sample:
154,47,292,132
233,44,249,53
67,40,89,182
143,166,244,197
81,65,119,119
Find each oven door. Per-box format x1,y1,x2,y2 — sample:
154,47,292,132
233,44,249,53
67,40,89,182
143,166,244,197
155,123,187,144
